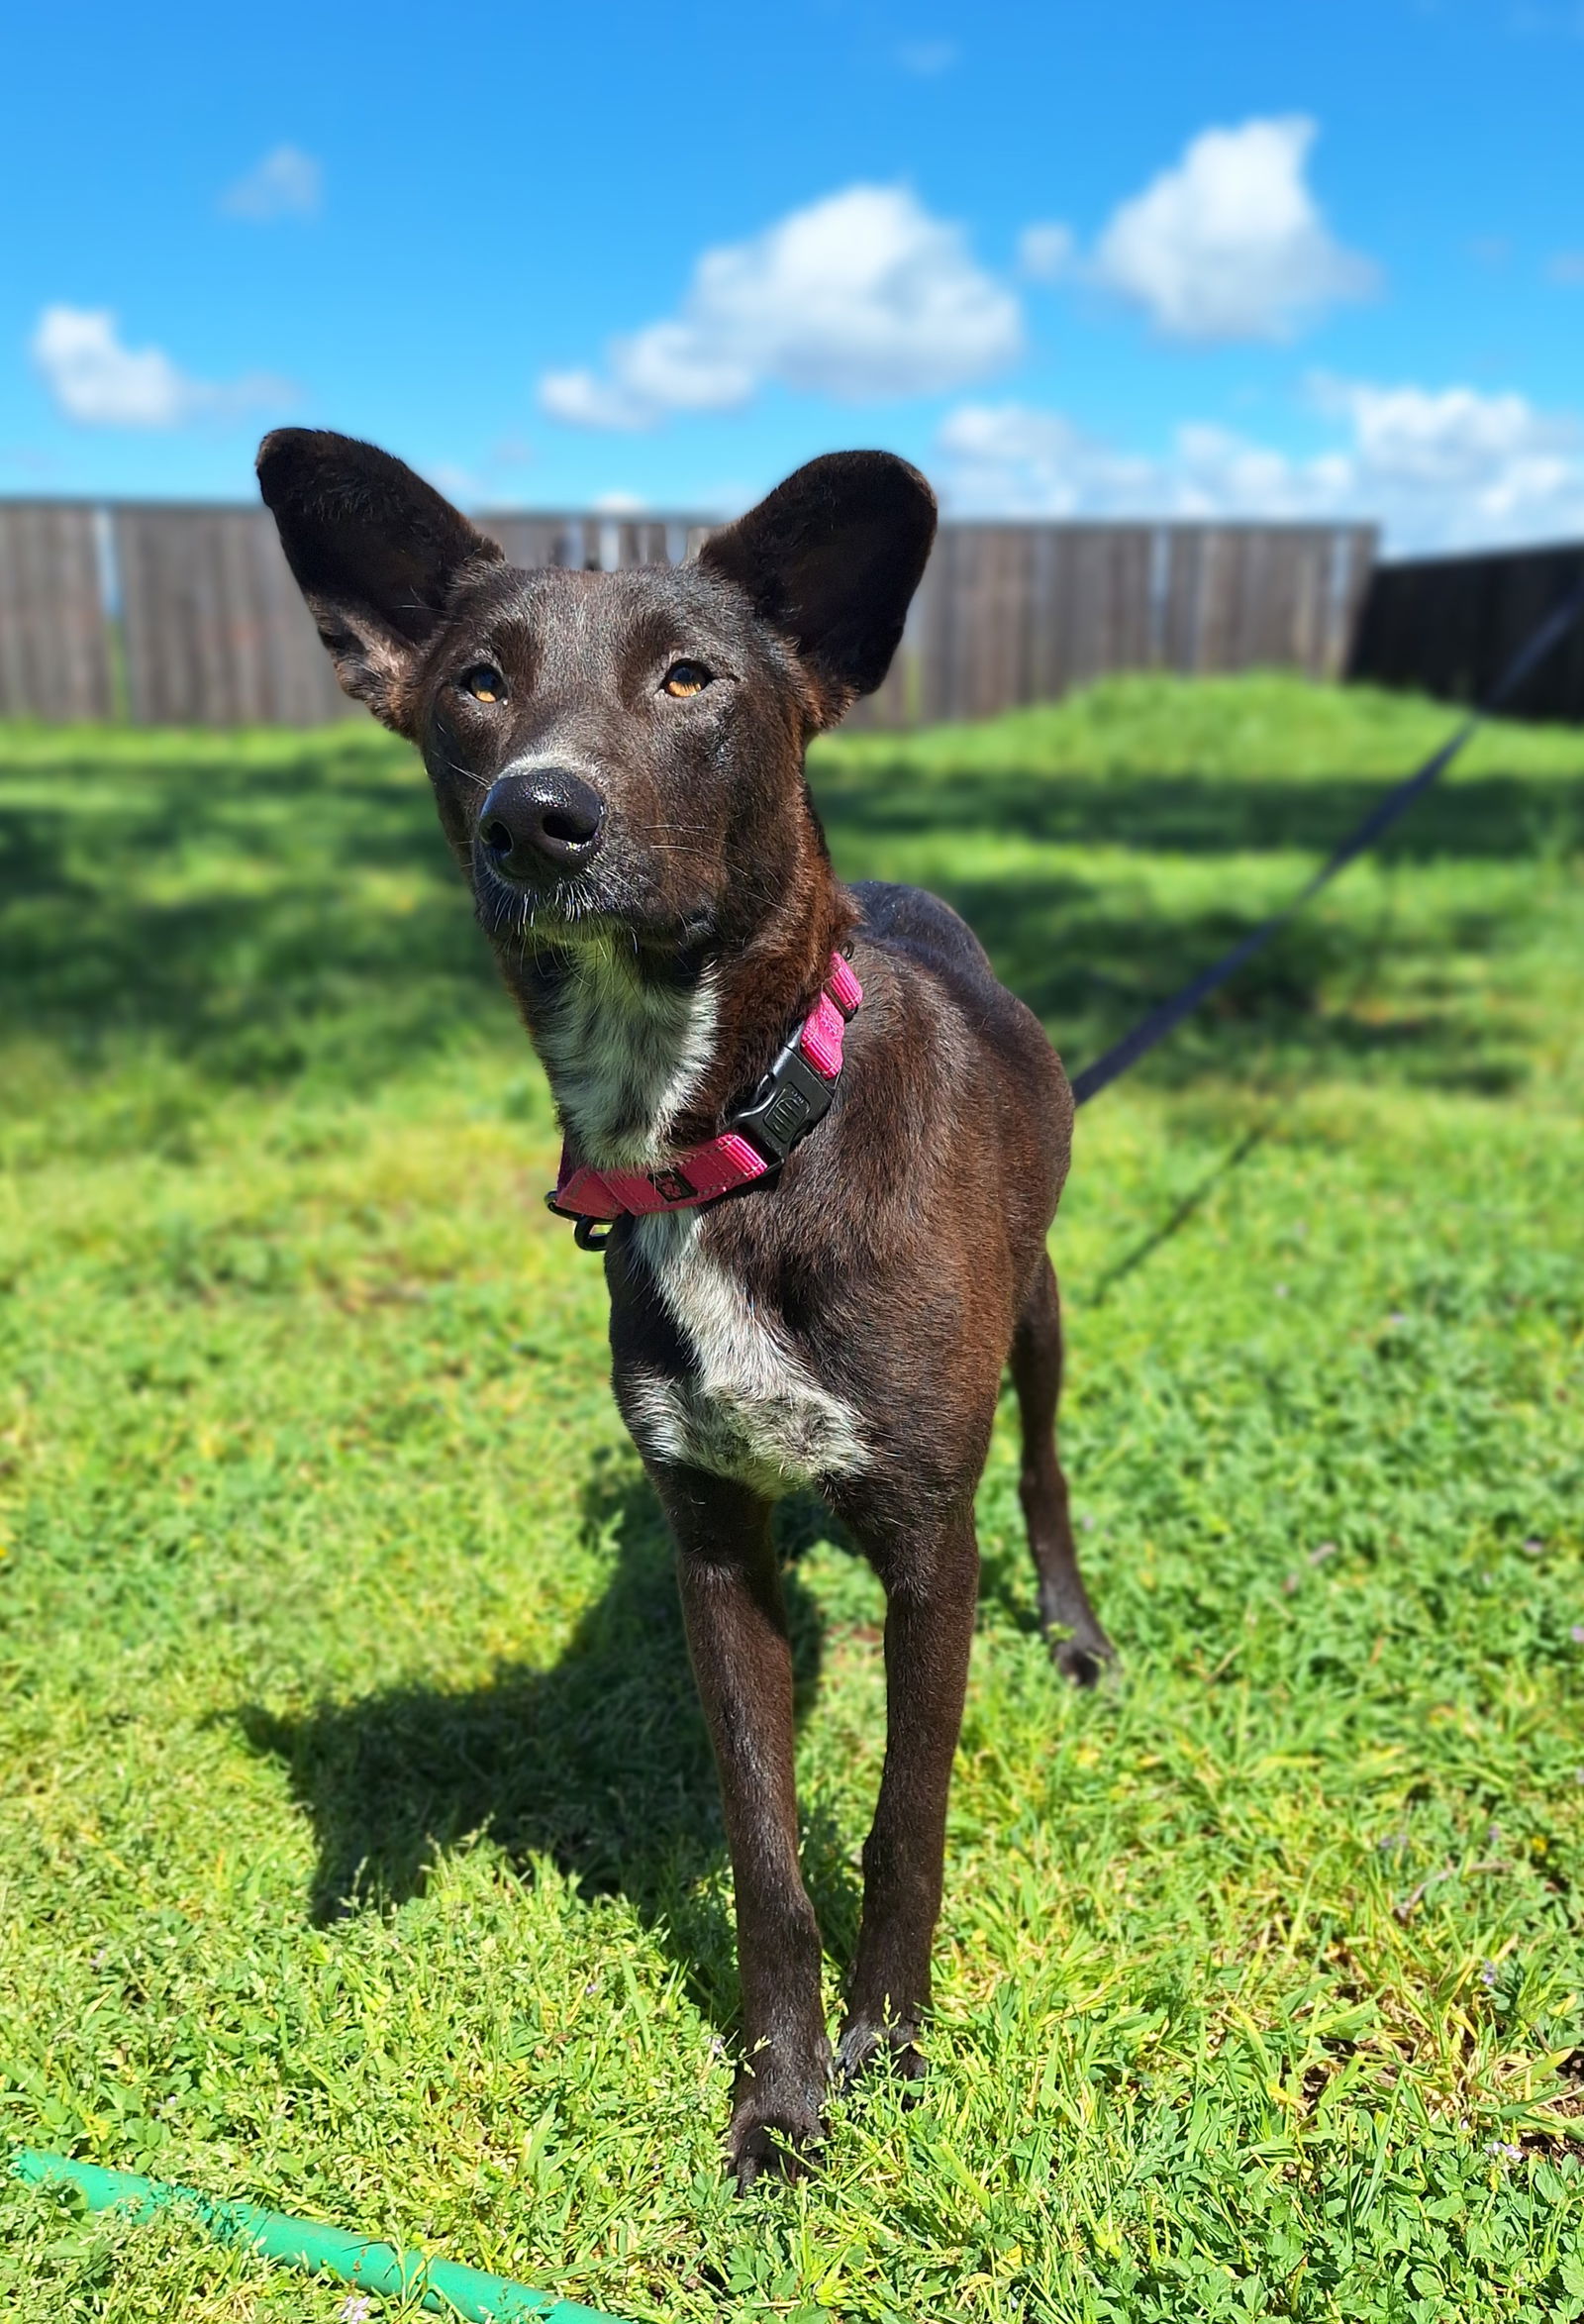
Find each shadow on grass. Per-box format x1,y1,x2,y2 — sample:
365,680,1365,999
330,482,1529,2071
3,735,1569,1098
236,1455,856,2032
815,754,1577,1097
815,758,1584,864
911,871,1529,1097
0,741,503,1089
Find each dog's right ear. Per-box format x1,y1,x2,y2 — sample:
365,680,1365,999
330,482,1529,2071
257,430,503,733
700,451,937,724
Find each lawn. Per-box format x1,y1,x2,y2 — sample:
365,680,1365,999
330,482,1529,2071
1,670,1582,2322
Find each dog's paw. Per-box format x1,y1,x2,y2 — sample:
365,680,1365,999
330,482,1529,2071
727,2094,825,2192
835,2017,929,2097
1046,1628,1117,1687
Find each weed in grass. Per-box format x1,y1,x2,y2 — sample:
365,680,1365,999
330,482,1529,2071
2,673,1583,2319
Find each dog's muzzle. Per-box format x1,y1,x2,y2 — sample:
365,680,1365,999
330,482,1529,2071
477,766,605,884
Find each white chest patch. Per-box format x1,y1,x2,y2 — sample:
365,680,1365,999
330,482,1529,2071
625,1210,868,1495
538,943,718,1168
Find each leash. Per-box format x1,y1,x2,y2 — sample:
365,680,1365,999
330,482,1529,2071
1068,577,1584,1108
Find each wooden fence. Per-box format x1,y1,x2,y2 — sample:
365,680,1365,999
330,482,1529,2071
1348,541,1584,724
0,503,116,721
0,500,1375,729
859,521,1374,728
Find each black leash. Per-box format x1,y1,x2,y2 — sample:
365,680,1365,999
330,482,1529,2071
1069,578,1584,1108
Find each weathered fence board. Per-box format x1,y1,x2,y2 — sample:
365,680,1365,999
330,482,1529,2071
114,505,347,725
1,501,1378,730
480,513,699,575
843,520,1374,730
1349,541,1584,723
484,514,587,571
0,503,115,720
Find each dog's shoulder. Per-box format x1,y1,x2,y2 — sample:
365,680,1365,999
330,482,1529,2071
848,879,997,985
843,876,1071,1221
848,878,1058,1089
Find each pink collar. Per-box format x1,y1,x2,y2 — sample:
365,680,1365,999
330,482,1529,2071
546,951,861,1243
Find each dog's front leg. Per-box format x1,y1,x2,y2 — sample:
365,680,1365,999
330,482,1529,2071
835,1505,979,2083
654,1465,831,2187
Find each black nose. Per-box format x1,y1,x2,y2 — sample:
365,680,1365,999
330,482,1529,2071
477,767,606,881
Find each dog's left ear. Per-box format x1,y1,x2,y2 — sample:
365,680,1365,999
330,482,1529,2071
701,452,937,721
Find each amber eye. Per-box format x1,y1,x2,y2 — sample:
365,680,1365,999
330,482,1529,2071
460,664,504,704
662,659,711,698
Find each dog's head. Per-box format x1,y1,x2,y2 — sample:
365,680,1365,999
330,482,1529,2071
257,432,935,961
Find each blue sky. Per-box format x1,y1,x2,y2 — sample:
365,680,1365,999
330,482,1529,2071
4,0,1584,547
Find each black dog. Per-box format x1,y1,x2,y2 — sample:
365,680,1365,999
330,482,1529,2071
258,433,1113,2185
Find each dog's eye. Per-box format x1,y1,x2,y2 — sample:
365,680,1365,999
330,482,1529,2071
661,660,711,699
460,664,505,704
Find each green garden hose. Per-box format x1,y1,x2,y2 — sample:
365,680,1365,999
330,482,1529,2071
11,2148,623,2322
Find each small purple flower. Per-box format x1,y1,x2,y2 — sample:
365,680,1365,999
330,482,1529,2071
1387,1311,1408,1327
1480,1962,1499,1988
339,2301,374,2324
1571,1626,1584,1647
1523,1538,1544,1556
1487,2139,1524,2162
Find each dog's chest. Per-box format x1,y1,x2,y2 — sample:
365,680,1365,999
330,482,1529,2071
538,949,718,1166
624,1212,867,1495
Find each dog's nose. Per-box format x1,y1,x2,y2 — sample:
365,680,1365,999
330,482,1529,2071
477,768,606,880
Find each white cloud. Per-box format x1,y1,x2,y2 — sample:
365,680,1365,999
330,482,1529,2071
539,371,651,430
30,306,294,428
221,145,323,221
935,379,1584,551
1018,222,1076,282
1314,376,1584,530
1547,249,1584,284
1090,116,1378,341
538,184,1022,429
936,401,1354,521
936,404,1157,517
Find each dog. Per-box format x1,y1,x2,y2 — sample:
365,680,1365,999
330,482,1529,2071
257,432,1114,2186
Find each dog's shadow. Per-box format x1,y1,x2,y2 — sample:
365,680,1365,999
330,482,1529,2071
237,1455,855,2031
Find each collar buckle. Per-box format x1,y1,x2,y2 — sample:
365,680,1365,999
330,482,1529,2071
545,948,861,1239
727,1036,838,1167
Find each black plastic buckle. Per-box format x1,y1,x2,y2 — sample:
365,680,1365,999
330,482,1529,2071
728,1036,836,1167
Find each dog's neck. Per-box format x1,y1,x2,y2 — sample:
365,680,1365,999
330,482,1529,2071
492,850,853,1172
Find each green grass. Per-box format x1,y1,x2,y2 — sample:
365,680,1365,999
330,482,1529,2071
1,669,1582,2321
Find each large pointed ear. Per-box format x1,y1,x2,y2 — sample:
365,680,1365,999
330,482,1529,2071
700,452,937,721
256,429,504,733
